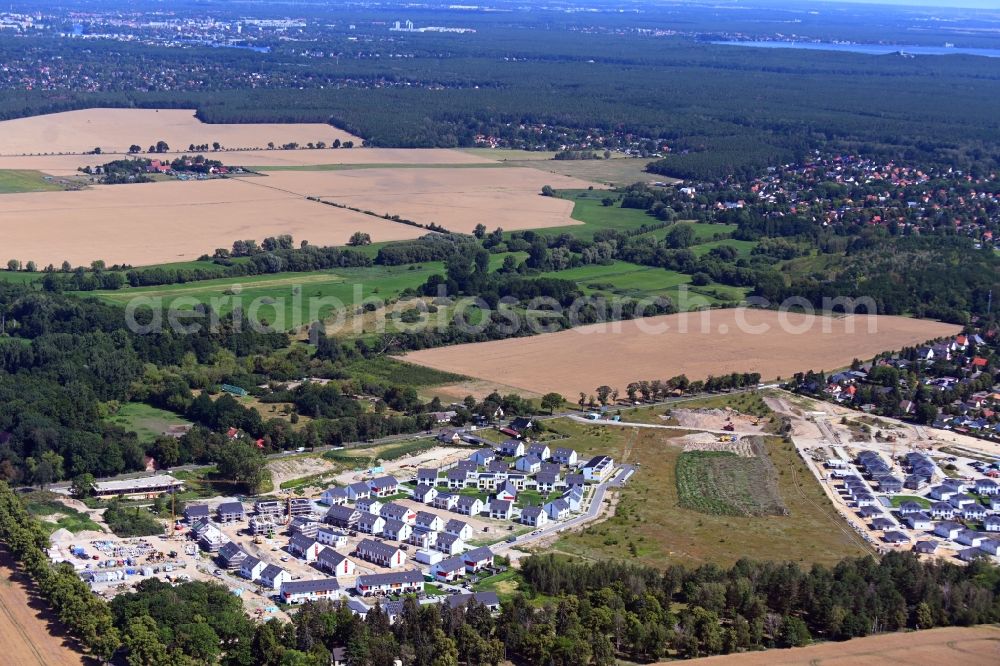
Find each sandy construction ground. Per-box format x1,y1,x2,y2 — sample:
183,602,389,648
404,310,960,397
246,167,597,233
0,148,494,177
0,108,358,156
0,178,424,266
676,625,1000,665
0,548,87,666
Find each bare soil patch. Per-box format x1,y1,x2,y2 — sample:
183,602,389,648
0,108,358,155
247,167,600,233
0,178,424,266
0,546,89,666
404,310,960,397
675,625,1000,666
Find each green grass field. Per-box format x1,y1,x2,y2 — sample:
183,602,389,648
22,492,104,535
0,271,44,284
0,169,68,194
344,357,466,387
251,162,507,172
547,410,873,567
106,402,192,443
676,448,787,517
87,264,443,330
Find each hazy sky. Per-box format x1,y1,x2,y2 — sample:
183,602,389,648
799,0,999,8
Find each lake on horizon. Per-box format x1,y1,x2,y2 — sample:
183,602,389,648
711,40,1000,58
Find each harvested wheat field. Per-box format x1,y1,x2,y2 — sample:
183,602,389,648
404,310,960,397
0,178,424,266
245,166,599,233
0,108,358,155
0,548,87,666
675,625,1000,665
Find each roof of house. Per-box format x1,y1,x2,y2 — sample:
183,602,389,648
490,499,512,512
435,556,466,572
281,578,340,595
415,511,440,526
456,496,481,508
384,518,408,533
185,504,210,517
536,471,559,484
356,570,423,588
553,447,576,457
242,555,263,570
584,455,613,468
348,481,370,494
260,564,287,580
217,501,245,514
370,475,398,488
289,533,317,550
437,532,462,546
463,546,493,562
522,506,545,519
914,541,938,554
443,591,500,609
358,512,384,527
381,503,410,519
357,538,400,559
326,505,359,520
317,549,348,566
445,518,469,533
414,484,436,496
219,542,246,559
547,498,570,512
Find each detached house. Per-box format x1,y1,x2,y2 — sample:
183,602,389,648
544,499,571,521
346,482,371,502
368,476,399,497
520,506,548,528
288,534,322,562
316,548,357,577
357,512,386,536
489,499,513,520
435,531,465,556
515,456,542,474
526,444,551,461
415,511,445,532
444,519,473,541
431,557,466,582
552,448,578,466
462,547,493,573
417,468,440,486
383,518,412,542
414,484,438,504
320,487,349,506
432,493,459,511
498,440,525,457
356,497,383,515
216,501,245,523
455,496,484,517
218,542,248,570
240,555,267,582
258,564,291,591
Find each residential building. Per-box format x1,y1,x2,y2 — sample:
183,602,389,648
455,496,484,516
356,538,407,568
320,487,349,506
469,449,495,466
346,482,371,501
325,505,360,529
413,484,438,504
498,440,525,457
431,557,466,582
435,532,465,555
356,497,383,515
442,591,501,613
583,455,615,483
432,493,458,511
415,511,445,532
408,528,437,549
383,518,412,542
526,444,551,461
216,501,245,523
258,564,291,591
218,542,247,570
544,498,571,521
316,528,348,549
520,506,548,527
183,504,210,523
462,547,493,573
240,555,267,581
552,448,578,466
417,468,440,486
316,549,357,577
280,578,341,605
489,500,513,520
355,570,424,597
905,512,933,530
380,503,417,525
444,519,474,541
357,512,386,536
288,534,323,562
368,475,399,497
515,456,542,474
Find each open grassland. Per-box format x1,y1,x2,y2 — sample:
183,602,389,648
504,157,665,187
22,492,103,536
90,264,445,332
405,310,961,397
0,108,358,155
0,177,424,266
547,417,871,567
323,438,437,468
539,189,659,238
104,402,192,443
674,625,1000,666
242,167,598,234
0,547,88,666
0,169,68,194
